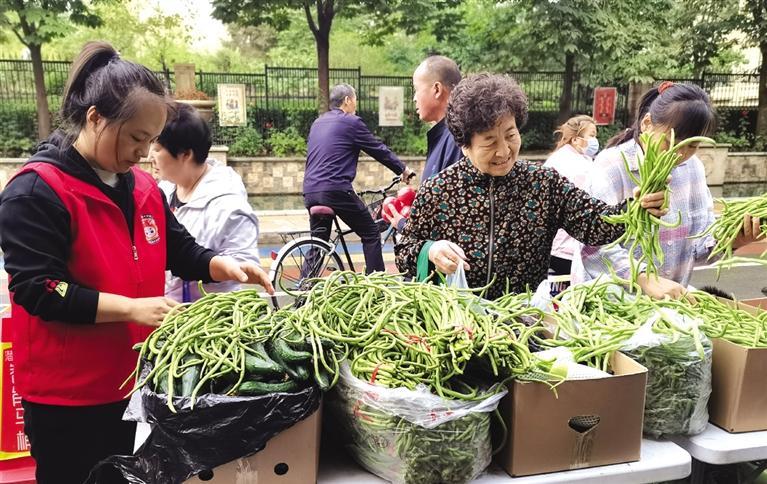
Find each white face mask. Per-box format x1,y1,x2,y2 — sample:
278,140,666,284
584,137,599,158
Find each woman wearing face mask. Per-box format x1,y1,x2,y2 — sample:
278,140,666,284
572,82,761,299
394,74,669,300
0,42,273,484
543,115,599,276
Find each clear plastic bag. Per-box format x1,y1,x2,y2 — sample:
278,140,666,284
329,364,506,484
620,312,712,438
446,262,470,289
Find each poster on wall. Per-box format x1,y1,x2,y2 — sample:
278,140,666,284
593,87,618,125
217,84,247,127
379,86,404,127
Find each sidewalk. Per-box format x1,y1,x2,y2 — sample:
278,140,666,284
257,210,358,245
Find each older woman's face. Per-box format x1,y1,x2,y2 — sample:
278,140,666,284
463,114,521,177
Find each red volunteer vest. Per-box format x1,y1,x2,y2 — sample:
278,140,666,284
8,162,166,405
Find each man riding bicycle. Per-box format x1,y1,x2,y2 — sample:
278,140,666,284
303,83,414,273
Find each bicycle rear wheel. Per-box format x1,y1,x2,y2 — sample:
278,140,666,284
269,238,345,293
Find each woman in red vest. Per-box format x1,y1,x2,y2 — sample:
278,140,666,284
0,42,273,484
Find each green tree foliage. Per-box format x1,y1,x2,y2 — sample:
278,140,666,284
0,0,105,138
211,0,461,112
735,0,767,138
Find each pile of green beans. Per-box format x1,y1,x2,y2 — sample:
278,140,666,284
695,195,767,269
340,399,494,484
603,131,715,284
542,280,712,437
654,290,767,348
125,289,304,412
276,271,559,401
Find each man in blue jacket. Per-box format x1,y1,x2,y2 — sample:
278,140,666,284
303,83,413,273
414,55,462,180
388,56,463,232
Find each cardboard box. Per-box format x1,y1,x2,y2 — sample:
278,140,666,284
498,352,647,477
708,299,767,433
185,407,322,484
740,297,767,310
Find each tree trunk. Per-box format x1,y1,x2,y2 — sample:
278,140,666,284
757,41,767,141
558,52,575,124
315,32,330,113
29,44,51,140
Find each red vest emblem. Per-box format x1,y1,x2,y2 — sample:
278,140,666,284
141,214,160,244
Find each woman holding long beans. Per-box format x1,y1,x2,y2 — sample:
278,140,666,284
572,82,761,299
394,73,669,300
0,42,273,484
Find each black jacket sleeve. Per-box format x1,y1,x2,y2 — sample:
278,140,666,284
162,189,216,282
0,173,99,323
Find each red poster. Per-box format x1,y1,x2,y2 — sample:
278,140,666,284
593,87,618,125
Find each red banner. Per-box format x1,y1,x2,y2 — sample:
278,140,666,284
593,87,618,125
0,298,30,460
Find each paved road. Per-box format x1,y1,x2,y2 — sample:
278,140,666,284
690,262,767,300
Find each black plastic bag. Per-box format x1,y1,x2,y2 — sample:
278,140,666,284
88,368,321,484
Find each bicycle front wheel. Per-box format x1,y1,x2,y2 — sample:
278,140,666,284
269,238,345,293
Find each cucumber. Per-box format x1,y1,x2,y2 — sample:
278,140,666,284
181,362,201,397
238,380,299,395
272,338,312,362
290,364,309,381
266,341,303,381
245,354,284,376
315,369,332,391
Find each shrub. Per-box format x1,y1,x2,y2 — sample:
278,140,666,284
228,127,267,156
267,127,306,156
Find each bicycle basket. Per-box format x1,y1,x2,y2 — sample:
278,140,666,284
360,194,390,234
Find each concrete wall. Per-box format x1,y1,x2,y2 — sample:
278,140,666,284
3,152,767,194
228,156,426,194
724,153,767,184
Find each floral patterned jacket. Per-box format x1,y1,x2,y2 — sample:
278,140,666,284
394,157,626,299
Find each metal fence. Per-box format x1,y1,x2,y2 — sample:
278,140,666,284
0,58,761,151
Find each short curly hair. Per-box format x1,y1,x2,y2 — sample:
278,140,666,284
446,73,529,147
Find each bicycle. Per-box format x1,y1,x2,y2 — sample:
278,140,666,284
268,175,410,296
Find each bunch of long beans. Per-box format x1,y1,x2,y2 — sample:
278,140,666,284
655,290,767,348
342,396,494,484
277,271,558,400
695,194,767,270
603,131,715,285
279,272,542,484
543,280,712,437
125,289,297,412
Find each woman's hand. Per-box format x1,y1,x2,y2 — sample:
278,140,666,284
633,186,669,218
128,296,179,327
428,240,470,274
209,255,275,294
386,205,406,231
637,273,688,300
732,214,763,249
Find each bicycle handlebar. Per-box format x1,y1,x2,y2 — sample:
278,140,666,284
357,172,416,196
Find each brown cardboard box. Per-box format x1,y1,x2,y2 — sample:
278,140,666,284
498,352,647,477
185,407,322,484
708,299,767,433
741,297,767,310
